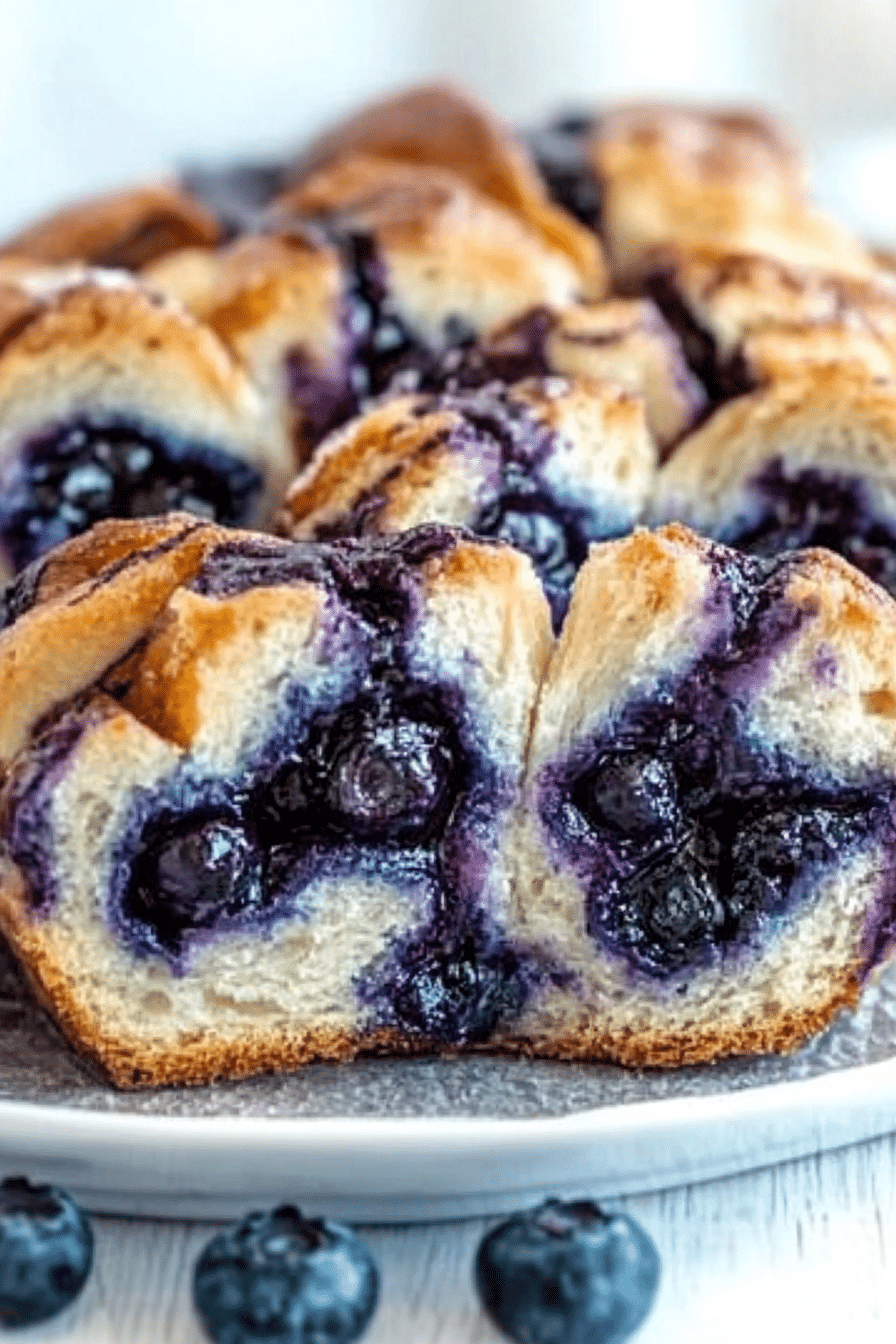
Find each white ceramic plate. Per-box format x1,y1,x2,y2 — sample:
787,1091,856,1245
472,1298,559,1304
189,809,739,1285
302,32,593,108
3,940,896,1222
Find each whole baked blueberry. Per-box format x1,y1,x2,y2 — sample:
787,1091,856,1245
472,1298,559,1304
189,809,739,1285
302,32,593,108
194,1205,379,1344
475,1198,660,1344
577,752,679,842
385,934,525,1044
0,1176,93,1327
125,812,264,948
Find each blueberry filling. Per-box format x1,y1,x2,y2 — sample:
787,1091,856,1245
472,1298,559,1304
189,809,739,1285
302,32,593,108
527,114,603,231
444,390,599,629
364,924,529,1045
731,462,896,595
575,723,881,978
542,562,895,977
0,419,262,571
477,473,587,628
115,688,470,958
578,751,679,841
642,268,756,407
256,694,463,847
287,228,476,449
191,526,461,631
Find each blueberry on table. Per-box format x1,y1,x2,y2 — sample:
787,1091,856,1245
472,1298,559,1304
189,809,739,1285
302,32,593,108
0,1176,93,1328
476,1199,660,1344
194,1205,379,1344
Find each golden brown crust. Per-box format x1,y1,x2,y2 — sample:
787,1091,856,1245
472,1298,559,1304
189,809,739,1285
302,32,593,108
280,376,654,548
198,231,341,343
596,101,804,195
291,81,604,290
0,184,220,271
0,868,410,1087
273,155,587,337
277,395,458,536
0,273,242,403
498,982,862,1068
592,106,873,285
644,242,896,363
0,515,227,766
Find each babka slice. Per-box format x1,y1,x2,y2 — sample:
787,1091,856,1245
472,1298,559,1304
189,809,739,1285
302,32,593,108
501,524,896,1066
650,368,896,596
0,268,290,576
278,376,655,629
0,517,552,1086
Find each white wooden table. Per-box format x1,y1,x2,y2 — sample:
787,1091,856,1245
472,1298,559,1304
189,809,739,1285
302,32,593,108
18,1131,896,1343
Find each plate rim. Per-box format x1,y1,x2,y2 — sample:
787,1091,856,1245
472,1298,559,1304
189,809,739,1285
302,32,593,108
2,1047,896,1142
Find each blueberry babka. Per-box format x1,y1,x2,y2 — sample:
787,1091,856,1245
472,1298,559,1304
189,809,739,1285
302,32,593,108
435,298,705,452
650,368,896,596
262,80,603,291
278,376,655,629
1,83,896,1085
531,100,874,288
501,525,896,1066
0,268,291,577
0,516,552,1086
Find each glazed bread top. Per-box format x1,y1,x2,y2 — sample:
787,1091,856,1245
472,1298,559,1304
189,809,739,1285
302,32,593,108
590,103,875,285
531,522,896,782
290,80,604,289
0,184,220,271
273,154,593,330
643,243,896,362
279,376,654,540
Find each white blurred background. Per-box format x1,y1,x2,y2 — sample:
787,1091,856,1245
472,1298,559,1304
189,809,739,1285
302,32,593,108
2,0,896,237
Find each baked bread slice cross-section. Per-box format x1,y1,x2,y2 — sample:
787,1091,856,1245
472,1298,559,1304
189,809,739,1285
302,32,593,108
501,524,896,1067
0,268,291,577
650,368,896,597
0,516,552,1087
279,376,656,630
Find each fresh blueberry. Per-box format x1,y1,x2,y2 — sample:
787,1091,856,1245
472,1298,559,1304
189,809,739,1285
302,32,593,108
0,1176,93,1328
193,1205,379,1344
476,1199,660,1344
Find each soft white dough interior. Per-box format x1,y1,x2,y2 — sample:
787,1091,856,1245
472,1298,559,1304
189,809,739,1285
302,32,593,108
501,822,884,1050
44,707,431,1049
